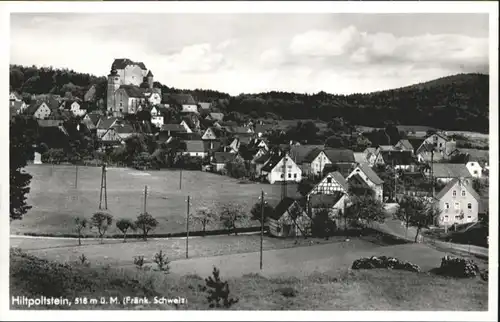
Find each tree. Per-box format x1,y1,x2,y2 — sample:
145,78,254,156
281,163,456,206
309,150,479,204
191,207,218,236
74,217,88,246
325,135,344,148
132,152,153,170
91,211,113,243
10,116,36,220
116,218,136,243
311,208,336,239
135,212,159,241
218,203,248,235
204,266,239,308
345,195,386,229
297,178,316,196
249,201,274,222
225,159,248,178
396,196,440,242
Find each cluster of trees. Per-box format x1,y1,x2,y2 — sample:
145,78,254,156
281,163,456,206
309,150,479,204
11,65,488,133
10,64,107,104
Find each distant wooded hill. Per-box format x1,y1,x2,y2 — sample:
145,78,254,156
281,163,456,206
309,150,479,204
10,64,489,133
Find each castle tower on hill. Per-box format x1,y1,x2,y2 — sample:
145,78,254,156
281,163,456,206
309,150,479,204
106,58,158,117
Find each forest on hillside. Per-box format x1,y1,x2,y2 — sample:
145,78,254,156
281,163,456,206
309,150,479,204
9,64,489,133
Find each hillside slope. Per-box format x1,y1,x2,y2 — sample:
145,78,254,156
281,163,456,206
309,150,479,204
9,64,489,132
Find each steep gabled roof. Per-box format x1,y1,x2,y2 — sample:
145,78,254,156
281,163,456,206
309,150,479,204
262,154,287,172
254,153,271,164
289,145,324,164
96,117,118,130
435,178,480,201
458,149,489,163
356,163,384,185
208,112,224,121
37,119,64,128
271,197,305,220
199,102,211,110
184,140,205,153
309,192,345,208
303,148,323,163
111,58,147,70
146,70,154,77
113,123,135,134
324,148,355,163
431,163,472,178
396,139,414,151
166,93,197,105
161,124,186,132
380,150,415,165
407,138,425,152
329,171,349,191
87,112,102,126
324,163,354,179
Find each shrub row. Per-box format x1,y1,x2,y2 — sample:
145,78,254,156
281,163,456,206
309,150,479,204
351,256,420,272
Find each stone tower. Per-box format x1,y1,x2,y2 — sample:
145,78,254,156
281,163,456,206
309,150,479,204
107,69,120,113
147,70,154,89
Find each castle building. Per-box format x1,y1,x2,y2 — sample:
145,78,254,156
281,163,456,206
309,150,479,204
106,58,160,117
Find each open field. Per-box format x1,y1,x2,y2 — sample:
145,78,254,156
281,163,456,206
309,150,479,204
11,165,300,236
11,247,488,310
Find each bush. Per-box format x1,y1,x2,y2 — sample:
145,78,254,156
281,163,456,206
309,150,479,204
153,250,170,273
351,256,420,272
205,266,239,309
437,255,479,278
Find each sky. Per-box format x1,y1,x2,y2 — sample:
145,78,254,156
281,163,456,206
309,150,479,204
10,13,489,95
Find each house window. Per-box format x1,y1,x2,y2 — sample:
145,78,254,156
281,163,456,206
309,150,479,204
444,216,448,222
294,173,297,178
445,203,450,209
288,173,291,179
327,178,332,183
276,226,281,233
467,203,472,209
119,103,123,107
473,171,478,175
454,202,460,210
461,190,466,197
455,216,460,220
452,190,457,197
281,174,284,178
439,143,443,147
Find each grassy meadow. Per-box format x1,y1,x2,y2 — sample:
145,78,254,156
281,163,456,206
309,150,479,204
11,165,300,236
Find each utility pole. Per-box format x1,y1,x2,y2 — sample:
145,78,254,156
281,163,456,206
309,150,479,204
99,164,108,210
393,159,397,202
143,185,148,214
179,168,183,190
75,164,79,189
186,195,190,259
431,149,435,197
260,190,264,270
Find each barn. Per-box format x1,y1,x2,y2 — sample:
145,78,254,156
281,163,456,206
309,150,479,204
268,198,311,238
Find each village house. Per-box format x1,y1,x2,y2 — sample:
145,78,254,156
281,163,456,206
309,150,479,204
426,163,473,184
113,123,135,141
10,91,23,102
205,112,224,122
457,149,489,178
211,152,236,172
252,138,269,151
84,85,96,102
202,127,222,140
353,152,368,164
26,101,52,119
198,102,212,110
60,100,86,117
203,140,222,156
96,117,119,139
253,152,271,175
228,136,253,153
435,178,481,226
308,192,347,225
394,139,414,153
10,100,27,116
374,150,416,171
289,145,325,174
346,163,384,202
82,112,102,131
160,124,187,139
180,120,193,134
260,153,302,184
164,93,198,114
150,106,167,128
363,147,378,166
182,140,207,158
100,127,123,147
269,198,311,238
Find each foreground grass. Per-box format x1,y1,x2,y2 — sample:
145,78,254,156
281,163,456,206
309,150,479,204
11,165,299,236
10,249,488,310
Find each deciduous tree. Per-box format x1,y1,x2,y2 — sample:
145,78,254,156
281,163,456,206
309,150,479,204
91,211,113,243
116,218,136,243
135,212,159,241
